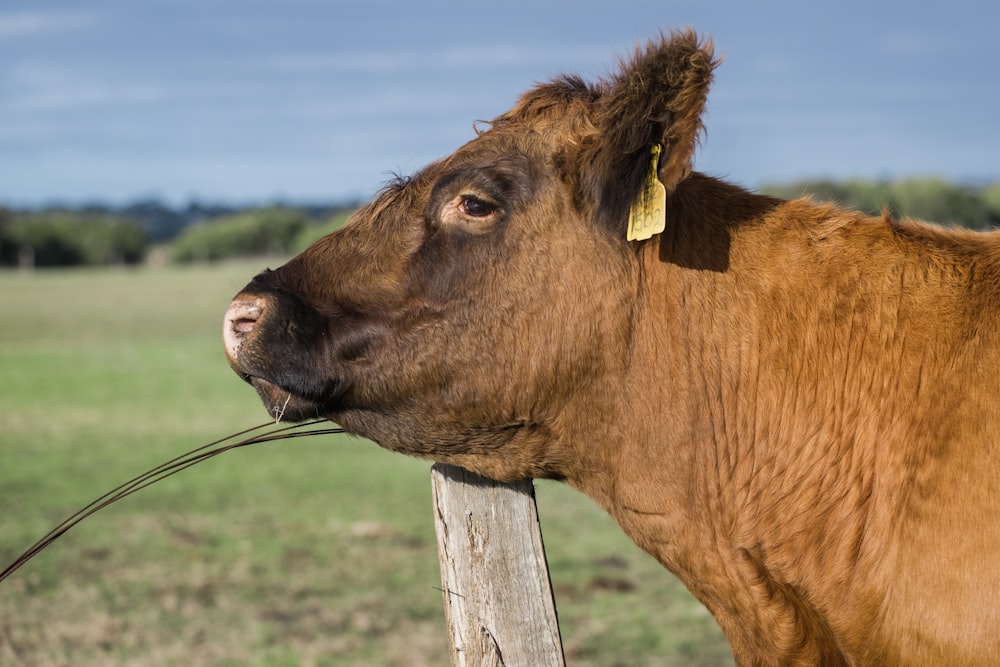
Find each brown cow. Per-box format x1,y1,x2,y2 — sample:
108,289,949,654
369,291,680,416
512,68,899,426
223,30,1000,665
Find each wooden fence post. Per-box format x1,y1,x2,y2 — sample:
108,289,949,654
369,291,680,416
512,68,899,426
431,463,566,667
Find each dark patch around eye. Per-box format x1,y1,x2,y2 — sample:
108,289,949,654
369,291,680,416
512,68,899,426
426,154,537,223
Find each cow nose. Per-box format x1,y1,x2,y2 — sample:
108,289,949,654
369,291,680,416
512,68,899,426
223,296,265,363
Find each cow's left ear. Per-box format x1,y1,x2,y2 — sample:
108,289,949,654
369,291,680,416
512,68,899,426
582,30,718,230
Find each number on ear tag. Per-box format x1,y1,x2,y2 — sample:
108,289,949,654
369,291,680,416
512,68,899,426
627,144,667,242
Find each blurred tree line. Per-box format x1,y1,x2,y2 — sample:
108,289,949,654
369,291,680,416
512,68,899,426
169,206,352,263
760,177,1000,230
0,211,147,268
0,203,355,269
3,177,1000,269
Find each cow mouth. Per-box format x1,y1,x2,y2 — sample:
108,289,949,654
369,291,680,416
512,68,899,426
248,376,327,422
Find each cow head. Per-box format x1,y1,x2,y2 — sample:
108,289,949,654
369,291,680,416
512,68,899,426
223,30,717,481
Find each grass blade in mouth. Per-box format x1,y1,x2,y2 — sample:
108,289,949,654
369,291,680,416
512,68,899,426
0,419,345,584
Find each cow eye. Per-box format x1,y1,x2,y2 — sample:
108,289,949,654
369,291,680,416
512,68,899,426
438,192,502,232
458,195,497,218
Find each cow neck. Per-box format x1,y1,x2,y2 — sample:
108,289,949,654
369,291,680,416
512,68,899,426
590,191,880,661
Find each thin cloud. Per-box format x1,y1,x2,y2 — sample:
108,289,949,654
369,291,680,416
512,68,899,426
0,10,97,39
3,64,166,112
261,45,606,75
5,83,166,112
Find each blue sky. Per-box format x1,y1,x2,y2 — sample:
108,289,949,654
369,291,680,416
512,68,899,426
2,0,998,206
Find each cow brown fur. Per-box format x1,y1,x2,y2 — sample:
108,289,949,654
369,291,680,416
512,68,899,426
223,30,1000,665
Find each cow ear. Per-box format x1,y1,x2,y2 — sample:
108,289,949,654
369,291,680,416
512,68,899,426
582,30,717,232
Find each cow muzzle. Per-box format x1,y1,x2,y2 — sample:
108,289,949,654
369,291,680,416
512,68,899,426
223,288,338,422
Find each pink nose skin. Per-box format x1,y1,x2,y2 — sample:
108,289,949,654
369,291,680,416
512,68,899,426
223,297,265,364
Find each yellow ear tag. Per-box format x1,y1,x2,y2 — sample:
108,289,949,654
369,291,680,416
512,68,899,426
627,144,667,242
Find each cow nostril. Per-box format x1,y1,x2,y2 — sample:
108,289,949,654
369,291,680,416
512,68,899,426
232,316,257,334
223,297,265,362
226,301,263,332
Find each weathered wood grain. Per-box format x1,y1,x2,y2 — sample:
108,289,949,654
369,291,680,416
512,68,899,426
431,463,565,667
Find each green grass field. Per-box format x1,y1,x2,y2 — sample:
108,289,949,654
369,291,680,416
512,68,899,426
0,261,733,666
